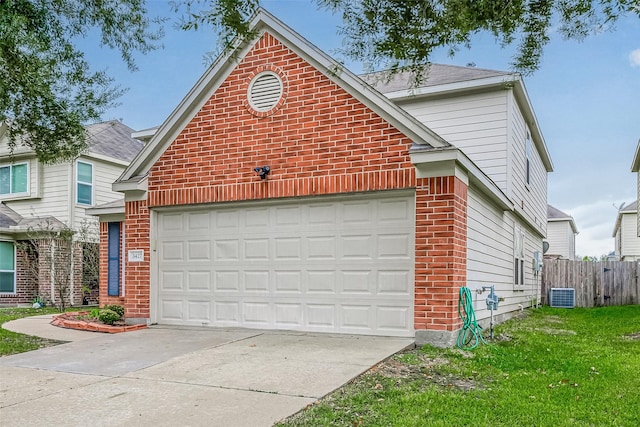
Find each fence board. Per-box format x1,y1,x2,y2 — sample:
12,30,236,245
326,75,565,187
542,260,639,307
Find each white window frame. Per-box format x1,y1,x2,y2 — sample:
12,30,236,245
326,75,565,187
0,241,16,294
514,225,525,288
0,162,29,196
76,160,94,206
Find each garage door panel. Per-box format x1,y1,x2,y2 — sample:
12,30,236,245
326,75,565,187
244,271,269,292
341,270,373,294
187,240,210,261
306,270,336,293
274,237,302,260
377,234,412,258
214,240,239,261
161,241,184,261
156,193,414,337
160,271,184,290
215,271,240,291
376,306,411,331
377,270,411,294
243,302,270,325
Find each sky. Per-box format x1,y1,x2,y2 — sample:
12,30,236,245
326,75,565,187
82,0,640,257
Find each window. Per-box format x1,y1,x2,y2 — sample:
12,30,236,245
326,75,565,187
0,241,16,293
525,133,531,186
0,163,28,195
107,222,121,296
76,161,93,205
514,226,525,287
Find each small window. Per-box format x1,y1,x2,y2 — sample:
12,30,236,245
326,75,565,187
0,241,16,293
514,226,525,287
525,133,531,186
0,163,28,195
76,161,93,205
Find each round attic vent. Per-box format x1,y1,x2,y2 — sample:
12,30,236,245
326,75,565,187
248,72,283,112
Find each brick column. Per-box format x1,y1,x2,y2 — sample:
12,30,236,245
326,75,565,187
414,176,468,346
124,200,150,324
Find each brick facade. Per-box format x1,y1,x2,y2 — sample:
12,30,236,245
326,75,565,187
0,239,83,307
113,32,469,335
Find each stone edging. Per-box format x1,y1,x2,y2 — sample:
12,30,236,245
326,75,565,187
51,312,147,334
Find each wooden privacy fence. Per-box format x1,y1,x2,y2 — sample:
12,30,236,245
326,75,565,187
542,260,640,307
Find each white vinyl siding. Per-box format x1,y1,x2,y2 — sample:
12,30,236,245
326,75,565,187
508,91,547,236
546,221,575,260
466,186,542,319
620,212,640,260
398,91,509,191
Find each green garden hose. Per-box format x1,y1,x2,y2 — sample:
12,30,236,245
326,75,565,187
456,287,488,350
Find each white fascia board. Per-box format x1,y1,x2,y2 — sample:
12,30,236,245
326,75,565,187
112,174,147,195
631,140,640,172
86,206,125,217
79,152,129,168
131,127,159,142
118,8,449,184
410,147,513,210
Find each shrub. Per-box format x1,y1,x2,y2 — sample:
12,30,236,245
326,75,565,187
103,304,124,318
97,309,121,326
89,308,101,319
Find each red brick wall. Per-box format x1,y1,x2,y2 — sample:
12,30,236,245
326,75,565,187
415,177,468,332
118,31,469,333
123,201,150,320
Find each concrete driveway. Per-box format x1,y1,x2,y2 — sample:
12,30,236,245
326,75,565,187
0,322,412,426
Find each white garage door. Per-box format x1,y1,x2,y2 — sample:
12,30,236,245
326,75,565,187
154,192,415,337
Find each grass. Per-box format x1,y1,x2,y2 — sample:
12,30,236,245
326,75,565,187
0,307,66,356
278,306,640,427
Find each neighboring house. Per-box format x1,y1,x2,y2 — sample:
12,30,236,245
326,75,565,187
89,9,552,346
545,204,578,260
0,121,144,305
613,200,640,261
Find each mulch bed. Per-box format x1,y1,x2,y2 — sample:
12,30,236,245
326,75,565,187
51,311,147,334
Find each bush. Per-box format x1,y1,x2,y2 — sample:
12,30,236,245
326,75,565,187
103,304,124,318
97,309,121,326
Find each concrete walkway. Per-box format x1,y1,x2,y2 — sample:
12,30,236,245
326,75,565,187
0,316,413,426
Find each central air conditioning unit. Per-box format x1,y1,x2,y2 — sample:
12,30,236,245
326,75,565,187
549,288,575,308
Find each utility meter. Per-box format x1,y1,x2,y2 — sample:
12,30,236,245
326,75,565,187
486,289,499,310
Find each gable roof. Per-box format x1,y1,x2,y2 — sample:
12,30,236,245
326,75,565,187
612,200,638,236
85,121,144,163
547,204,578,234
115,7,449,187
0,202,67,235
361,64,512,93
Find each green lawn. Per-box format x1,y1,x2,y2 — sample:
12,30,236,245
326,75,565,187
278,306,640,427
0,307,66,356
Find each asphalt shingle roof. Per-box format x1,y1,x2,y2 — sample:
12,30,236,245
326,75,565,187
360,63,513,94
547,204,572,220
620,200,638,213
85,120,144,163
